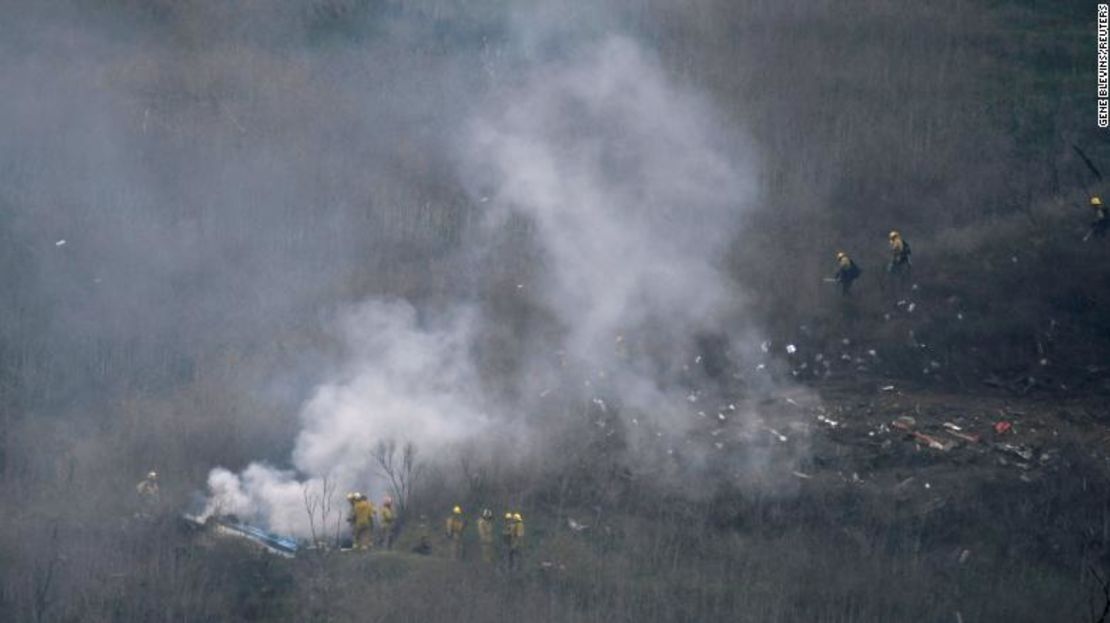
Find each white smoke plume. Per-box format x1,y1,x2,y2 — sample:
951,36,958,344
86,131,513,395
464,35,756,416
203,300,492,534
205,29,810,535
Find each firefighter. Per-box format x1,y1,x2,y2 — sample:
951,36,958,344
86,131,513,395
445,505,466,560
344,492,358,548
1090,196,1109,239
349,493,374,551
135,471,159,517
379,496,395,550
834,251,861,295
501,513,515,568
507,512,525,570
887,231,911,274
477,508,495,563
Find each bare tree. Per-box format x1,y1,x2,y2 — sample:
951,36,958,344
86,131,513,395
302,475,340,550
373,439,423,515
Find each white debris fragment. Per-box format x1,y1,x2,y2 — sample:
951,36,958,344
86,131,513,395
911,283,919,291
592,398,608,412
841,354,852,361
756,363,766,371
868,349,877,357
841,338,851,346
55,239,66,246
924,482,931,489
817,414,840,428
786,344,797,354
728,404,736,411
767,428,788,442
785,397,800,407
907,303,916,313
516,284,524,289
1039,358,1048,366
697,411,706,418
930,360,941,369
1011,256,1018,264
943,422,962,431
717,413,726,421
686,393,698,403
792,471,812,480
957,313,964,320
760,341,770,353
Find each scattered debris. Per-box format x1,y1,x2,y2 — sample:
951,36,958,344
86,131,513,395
995,443,1034,461
892,416,916,431
766,428,788,442
913,431,954,451
55,239,66,247
786,344,797,354
567,518,589,532
947,429,981,444
792,471,813,480
880,385,896,392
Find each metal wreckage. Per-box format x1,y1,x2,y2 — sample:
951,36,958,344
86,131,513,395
182,513,300,558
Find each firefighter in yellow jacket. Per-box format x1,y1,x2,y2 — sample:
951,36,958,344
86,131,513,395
347,493,375,551
834,251,861,296
379,496,395,550
445,506,466,560
507,512,525,570
1091,196,1109,239
135,470,159,518
476,508,495,563
887,231,911,274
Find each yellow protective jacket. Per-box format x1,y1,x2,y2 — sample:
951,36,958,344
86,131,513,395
477,517,494,543
510,520,525,549
889,237,910,264
445,516,465,538
380,505,394,526
352,500,374,528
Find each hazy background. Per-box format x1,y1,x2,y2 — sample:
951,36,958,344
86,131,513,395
0,1,1104,621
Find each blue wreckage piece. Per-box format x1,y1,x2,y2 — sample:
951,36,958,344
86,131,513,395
184,514,300,557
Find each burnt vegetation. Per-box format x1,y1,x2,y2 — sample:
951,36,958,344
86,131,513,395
1,1,1109,622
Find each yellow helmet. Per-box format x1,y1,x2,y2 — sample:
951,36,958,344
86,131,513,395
147,471,158,480
504,512,513,520
513,513,523,522
889,230,900,239
835,251,847,260
452,505,462,515
346,492,357,502
1093,196,1103,207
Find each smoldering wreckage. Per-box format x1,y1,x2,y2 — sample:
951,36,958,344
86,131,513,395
135,214,1108,572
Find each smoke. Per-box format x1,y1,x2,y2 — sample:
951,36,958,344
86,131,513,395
202,11,812,535
464,35,755,412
